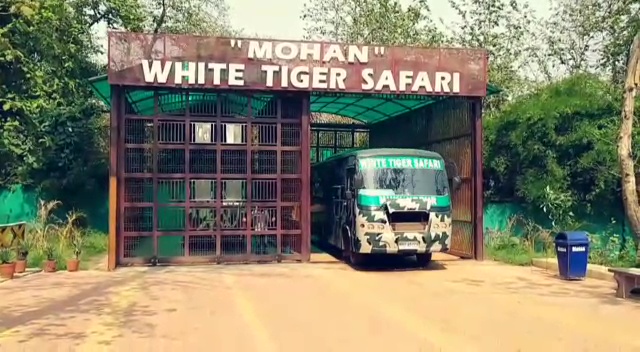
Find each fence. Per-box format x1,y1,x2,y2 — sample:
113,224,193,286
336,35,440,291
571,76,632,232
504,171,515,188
2,186,631,240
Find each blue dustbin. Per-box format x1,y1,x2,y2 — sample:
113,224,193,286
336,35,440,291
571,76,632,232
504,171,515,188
554,231,590,280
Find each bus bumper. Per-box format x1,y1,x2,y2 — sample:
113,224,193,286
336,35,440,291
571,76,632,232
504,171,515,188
354,231,451,254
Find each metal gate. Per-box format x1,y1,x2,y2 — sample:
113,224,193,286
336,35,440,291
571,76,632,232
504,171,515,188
368,97,479,259
118,89,310,265
310,123,369,163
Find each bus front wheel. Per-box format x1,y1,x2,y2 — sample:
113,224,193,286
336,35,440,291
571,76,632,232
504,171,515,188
416,253,433,267
349,250,365,266
342,229,364,266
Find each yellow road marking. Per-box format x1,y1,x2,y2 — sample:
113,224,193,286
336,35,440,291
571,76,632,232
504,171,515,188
0,325,22,341
76,272,147,350
313,268,476,352
223,273,278,352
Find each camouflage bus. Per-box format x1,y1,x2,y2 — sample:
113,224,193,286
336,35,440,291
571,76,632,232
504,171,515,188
311,148,461,266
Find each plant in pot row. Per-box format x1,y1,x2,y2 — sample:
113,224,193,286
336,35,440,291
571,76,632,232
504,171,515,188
41,228,84,273
43,243,58,273
14,238,30,274
67,231,83,272
0,247,16,280
61,210,85,272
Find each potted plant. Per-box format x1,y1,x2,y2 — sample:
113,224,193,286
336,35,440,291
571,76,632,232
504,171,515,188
14,238,29,273
43,243,57,273
66,230,83,272
30,200,62,273
61,211,85,272
0,247,16,279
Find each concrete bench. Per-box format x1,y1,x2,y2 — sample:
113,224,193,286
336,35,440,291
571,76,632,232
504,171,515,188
608,268,640,299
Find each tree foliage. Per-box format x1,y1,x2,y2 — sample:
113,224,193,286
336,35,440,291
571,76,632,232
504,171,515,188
301,0,444,45
445,0,540,108
0,0,108,197
543,0,640,83
136,0,234,35
484,74,634,217
0,0,234,200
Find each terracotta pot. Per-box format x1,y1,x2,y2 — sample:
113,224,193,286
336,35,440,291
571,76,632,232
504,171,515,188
67,259,80,272
44,260,57,273
14,259,27,274
0,262,16,280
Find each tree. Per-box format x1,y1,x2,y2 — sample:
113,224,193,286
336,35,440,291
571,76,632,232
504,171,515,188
618,32,640,266
70,0,146,30
542,0,640,84
446,0,540,108
301,0,444,45
0,0,109,195
484,74,624,216
138,0,235,36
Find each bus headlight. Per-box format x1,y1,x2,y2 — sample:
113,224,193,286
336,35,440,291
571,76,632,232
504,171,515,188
377,224,385,230
367,224,375,230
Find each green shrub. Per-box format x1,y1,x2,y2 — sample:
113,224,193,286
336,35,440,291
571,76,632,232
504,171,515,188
485,216,552,266
23,199,107,270
485,215,636,268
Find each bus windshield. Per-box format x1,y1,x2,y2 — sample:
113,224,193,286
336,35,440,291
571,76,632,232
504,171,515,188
358,156,449,196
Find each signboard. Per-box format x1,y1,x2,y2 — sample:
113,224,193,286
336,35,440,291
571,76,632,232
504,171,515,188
358,157,444,170
107,32,488,96
357,194,451,208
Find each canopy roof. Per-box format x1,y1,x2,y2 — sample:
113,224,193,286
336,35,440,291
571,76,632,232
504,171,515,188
89,75,500,125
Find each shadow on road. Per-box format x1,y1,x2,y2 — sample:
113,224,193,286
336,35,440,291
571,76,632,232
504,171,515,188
448,266,640,307
0,270,158,345
312,239,447,272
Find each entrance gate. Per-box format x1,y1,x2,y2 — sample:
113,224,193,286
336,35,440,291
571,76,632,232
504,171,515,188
118,90,310,264
369,98,480,258
97,32,491,269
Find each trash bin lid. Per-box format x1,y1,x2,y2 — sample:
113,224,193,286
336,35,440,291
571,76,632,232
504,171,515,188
554,231,589,244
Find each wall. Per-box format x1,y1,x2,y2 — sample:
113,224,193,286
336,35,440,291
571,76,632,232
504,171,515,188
0,186,109,232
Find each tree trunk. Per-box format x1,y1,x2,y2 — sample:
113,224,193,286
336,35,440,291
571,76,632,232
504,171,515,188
618,32,640,267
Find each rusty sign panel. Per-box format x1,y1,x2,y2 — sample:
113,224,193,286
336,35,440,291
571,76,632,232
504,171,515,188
107,31,488,97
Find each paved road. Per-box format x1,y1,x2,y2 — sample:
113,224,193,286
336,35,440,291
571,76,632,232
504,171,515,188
1,256,639,352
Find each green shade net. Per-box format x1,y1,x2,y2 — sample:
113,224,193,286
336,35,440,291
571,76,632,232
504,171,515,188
89,75,500,124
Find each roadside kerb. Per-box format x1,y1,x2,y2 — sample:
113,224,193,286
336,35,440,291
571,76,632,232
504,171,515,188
0,268,42,284
531,258,614,282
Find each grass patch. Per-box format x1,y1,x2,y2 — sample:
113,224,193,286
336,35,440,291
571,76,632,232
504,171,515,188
486,244,546,266
26,229,107,270
485,216,638,268
485,217,554,266
17,199,108,271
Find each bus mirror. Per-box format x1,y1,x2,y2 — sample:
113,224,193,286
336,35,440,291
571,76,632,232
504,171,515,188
345,190,353,200
452,176,462,191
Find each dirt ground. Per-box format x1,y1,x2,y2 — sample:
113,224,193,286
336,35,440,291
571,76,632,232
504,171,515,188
0,254,639,352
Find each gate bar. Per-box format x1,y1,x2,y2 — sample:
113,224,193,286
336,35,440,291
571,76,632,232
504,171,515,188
301,94,312,261
108,86,122,271
184,92,192,257
472,98,484,260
